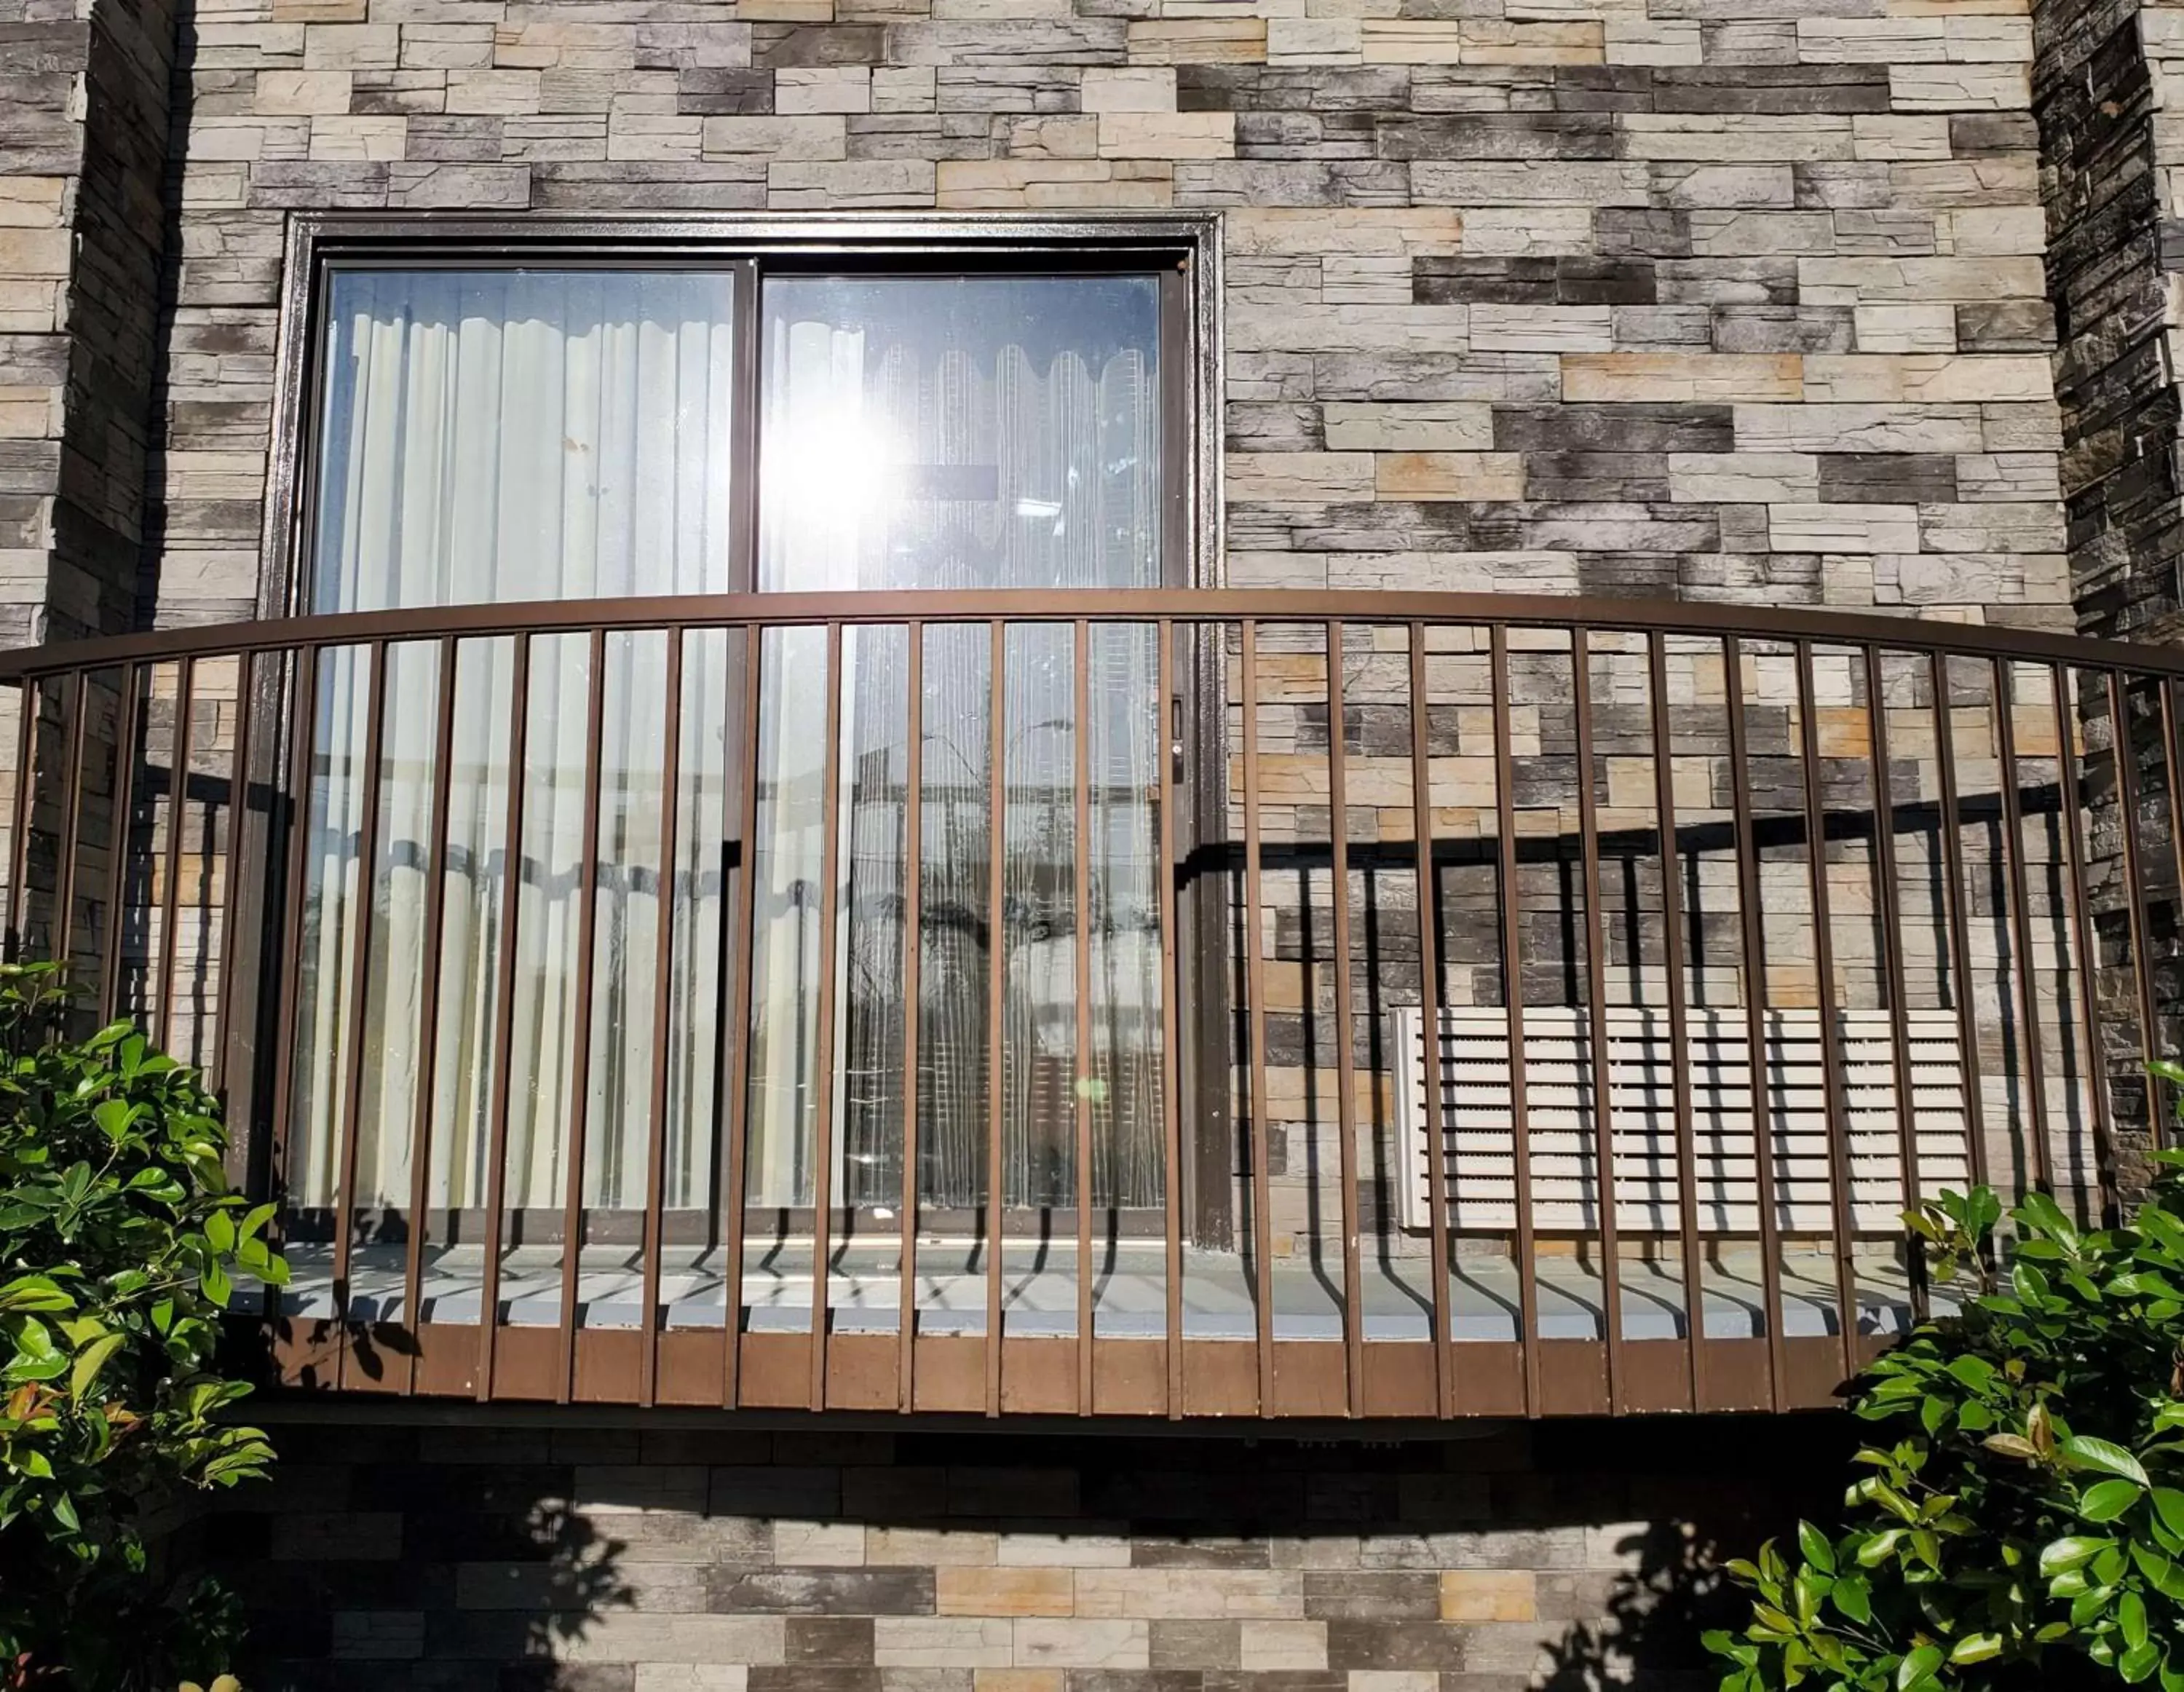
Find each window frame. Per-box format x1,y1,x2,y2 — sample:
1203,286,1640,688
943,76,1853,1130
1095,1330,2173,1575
255,209,1238,1245
261,210,1224,622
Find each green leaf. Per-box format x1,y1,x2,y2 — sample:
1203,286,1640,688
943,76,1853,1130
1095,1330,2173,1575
1797,1521,1836,1575
1832,1573,1872,1625
2153,1489,2184,1541
1897,1643,1943,1690
2122,1589,2149,1651
67,1330,124,1399
2062,1436,2151,1487
1948,1634,2003,1666
2123,1642,2162,1684
2081,1478,2145,1523
1944,1355,1995,1392
2041,1535,2113,1576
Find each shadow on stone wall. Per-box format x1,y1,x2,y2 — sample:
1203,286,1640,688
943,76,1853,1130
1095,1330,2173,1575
195,1412,1855,1691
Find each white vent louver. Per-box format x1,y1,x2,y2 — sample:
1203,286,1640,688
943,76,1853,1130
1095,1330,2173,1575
1390,1005,1974,1235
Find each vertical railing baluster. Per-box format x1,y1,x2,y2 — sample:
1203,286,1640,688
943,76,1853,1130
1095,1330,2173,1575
555,630,609,1402
1571,630,1624,1411
1931,654,1990,1189
266,647,318,1257
1722,639,1787,1410
807,622,845,1412
985,619,1008,1415
641,629,684,1407
1241,619,1275,1412
2161,676,2184,1150
210,657,251,1102
1409,622,1455,1417
2055,668,2116,1220
1489,625,1539,1416
1158,620,1187,1416
331,641,387,1389
7,676,35,957
475,633,532,1400
898,621,924,1412
157,658,195,1051
1794,641,1861,1382
1863,647,1926,1319
1647,633,1705,1405
1326,619,1364,1416
1072,619,1096,1411
400,637,457,1393
55,671,89,977
722,628,764,1407
1994,657,2053,1192
2107,670,2159,1206
98,663,141,1026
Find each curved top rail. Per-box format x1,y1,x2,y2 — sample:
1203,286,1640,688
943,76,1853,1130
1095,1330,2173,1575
0,590,2172,681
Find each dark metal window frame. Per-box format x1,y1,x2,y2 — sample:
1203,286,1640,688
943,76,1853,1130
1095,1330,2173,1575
256,208,1236,1244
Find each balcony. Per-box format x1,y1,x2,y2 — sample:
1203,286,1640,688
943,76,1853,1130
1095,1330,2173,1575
0,588,2166,1419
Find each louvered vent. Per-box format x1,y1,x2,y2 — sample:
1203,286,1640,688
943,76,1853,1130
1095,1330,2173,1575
1389,1005,1974,1235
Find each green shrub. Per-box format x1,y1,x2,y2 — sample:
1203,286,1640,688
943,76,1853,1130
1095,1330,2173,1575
1707,1094,2184,1691
0,962,286,1690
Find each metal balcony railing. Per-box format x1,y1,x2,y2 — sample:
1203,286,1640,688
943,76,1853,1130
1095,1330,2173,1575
0,589,2172,1419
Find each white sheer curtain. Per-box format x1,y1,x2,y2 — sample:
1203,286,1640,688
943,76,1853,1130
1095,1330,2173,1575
290,269,736,1233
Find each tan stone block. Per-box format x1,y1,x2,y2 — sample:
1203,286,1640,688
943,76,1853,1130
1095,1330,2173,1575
1269,17,1363,63
938,1568,1075,1618
1374,453,1524,501
0,388,60,440
1002,116,1096,157
1226,207,1461,256
1460,19,1603,60
1126,19,1268,62
1230,452,1374,502
974,1675,1062,1692
1325,403,1492,451
445,68,542,113
1360,20,1464,61
1240,1621,1328,1669
1888,63,2028,106
936,157,1107,207
740,0,834,16
1080,68,1175,111
998,1533,1132,1568
255,68,352,112
703,116,848,159
1801,353,2051,403
1563,352,1803,402
0,181,66,229
271,0,365,23
0,231,71,280
876,1618,1015,1669
1073,1570,1303,1621
769,159,935,207
309,114,405,159
1853,304,1957,352
304,23,397,68
778,66,873,113
1097,111,1233,158
1012,1620,1150,1669
1440,1570,1537,1622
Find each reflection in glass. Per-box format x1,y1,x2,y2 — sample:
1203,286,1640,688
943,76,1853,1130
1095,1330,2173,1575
753,274,1169,1238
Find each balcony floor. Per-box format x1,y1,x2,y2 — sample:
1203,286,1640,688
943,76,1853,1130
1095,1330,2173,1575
274,1240,1940,1342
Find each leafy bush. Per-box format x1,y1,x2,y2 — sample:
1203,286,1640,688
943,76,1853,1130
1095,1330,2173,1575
0,963,286,1690
1707,1118,2184,1691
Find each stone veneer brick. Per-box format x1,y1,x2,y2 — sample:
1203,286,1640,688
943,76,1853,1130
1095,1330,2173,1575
36,0,2065,633
189,1415,1851,1689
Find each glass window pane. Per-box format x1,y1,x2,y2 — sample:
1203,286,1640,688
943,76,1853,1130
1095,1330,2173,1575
759,274,1163,593
313,268,737,612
